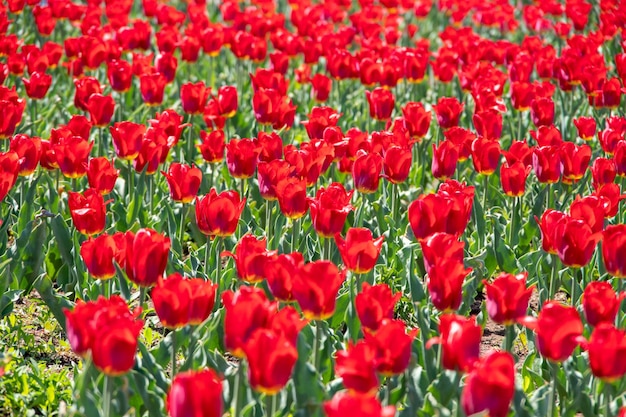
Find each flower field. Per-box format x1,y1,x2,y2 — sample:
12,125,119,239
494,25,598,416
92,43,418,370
1,0,626,415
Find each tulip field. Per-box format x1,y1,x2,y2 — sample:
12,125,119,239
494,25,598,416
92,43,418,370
3,0,626,415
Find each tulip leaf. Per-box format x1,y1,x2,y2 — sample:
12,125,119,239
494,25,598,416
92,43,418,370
16,176,40,234
49,214,75,274
19,219,48,293
292,331,325,417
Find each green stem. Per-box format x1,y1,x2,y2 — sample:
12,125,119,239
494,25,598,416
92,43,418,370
138,286,147,311
103,375,112,417
548,361,558,417
348,271,358,341
504,324,516,354
127,160,134,204
508,196,518,247
604,381,612,417
178,204,186,251
572,267,582,306
204,235,211,280
171,329,177,377
482,174,489,215
30,99,37,136
265,200,273,249
390,183,398,226
291,218,300,253
548,255,559,305
232,363,243,417
312,321,323,372
99,127,105,157
186,115,194,164
265,393,277,417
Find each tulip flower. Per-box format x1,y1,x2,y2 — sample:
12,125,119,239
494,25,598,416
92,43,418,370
560,142,591,185
471,137,500,175
553,217,602,268
110,121,146,161
152,273,217,329
401,101,431,140
461,352,515,417
582,281,625,327
365,319,418,376
217,85,238,118
243,328,299,395
54,136,93,178
311,73,332,102
591,158,616,189
198,129,226,163
161,163,202,204
355,283,401,332
535,209,568,254
602,225,626,277
86,94,115,127
68,188,108,236
73,76,101,111
408,193,452,240
195,188,245,238
426,258,472,312
107,59,133,93
225,138,259,179
569,195,606,234
420,232,465,273
521,301,584,362
438,180,475,236
532,145,561,184
222,286,275,358
80,234,119,280
473,109,502,141
335,340,379,395
140,73,167,106
301,106,341,140
352,152,383,194
167,369,223,417
335,228,384,274
433,97,464,130
588,324,626,381
0,151,19,202
124,228,170,287
324,391,395,417
87,157,118,195
503,140,533,167
22,71,52,99
365,87,394,121
484,272,534,325
222,234,276,284
427,314,481,372
265,252,304,302
308,182,353,238
292,260,346,320
257,160,294,201
500,161,530,197
431,140,459,180
10,134,41,176
180,81,210,115
382,145,412,184
573,116,596,140
276,177,309,219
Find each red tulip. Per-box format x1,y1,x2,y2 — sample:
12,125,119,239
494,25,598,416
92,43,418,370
532,145,561,184
521,301,584,362
473,109,502,141
588,324,626,381
87,157,118,195
591,158,616,189
110,121,146,161
471,137,500,175
140,73,167,106
311,73,332,102
124,228,170,287
461,352,515,417
309,182,354,238
257,160,294,201
530,97,554,127
408,194,451,240
276,177,309,219
324,391,395,417
243,328,299,395
222,234,276,284
427,258,472,312
560,142,591,185
162,163,202,204
438,180,474,236
553,217,602,268
352,152,382,194
335,340,379,395
484,272,534,325
365,319,418,376
107,59,133,93
152,273,217,329
292,260,346,320
535,209,568,254
74,77,101,111
355,283,401,332
431,140,458,180
301,106,341,140
582,281,625,327
167,369,223,417
401,101,431,140
9,134,40,177
382,145,412,184
68,188,108,236
222,286,275,358
195,188,245,238
602,225,626,277
217,86,238,118
22,71,52,99
80,233,122,280
0,151,19,202
420,232,465,274
365,88,395,121
265,252,304,302
500,161,530,197
573,116,596,141
86,94,115,127
225,138,259,179
427,314,481,372
433,97,464,130
198,130,226,163
335,228,384,274
180,81,210,115
54,136,93,178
